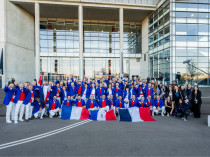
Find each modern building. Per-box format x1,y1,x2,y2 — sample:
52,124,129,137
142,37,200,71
0,0,210,87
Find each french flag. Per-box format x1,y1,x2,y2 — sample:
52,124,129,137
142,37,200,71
61,106,116,121
88,108,116,121
38,76,42,86
119,107,156,122
61,106,90,120
43,85,50,104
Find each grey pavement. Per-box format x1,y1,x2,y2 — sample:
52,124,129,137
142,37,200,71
0,114,210,156
0,88,210,156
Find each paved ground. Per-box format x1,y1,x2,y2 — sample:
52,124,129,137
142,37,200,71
0,114,210,157
0,88,210,156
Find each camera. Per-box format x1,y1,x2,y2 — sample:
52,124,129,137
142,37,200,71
8,77,15,85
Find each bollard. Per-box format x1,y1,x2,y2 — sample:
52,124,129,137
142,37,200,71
208,115,210,127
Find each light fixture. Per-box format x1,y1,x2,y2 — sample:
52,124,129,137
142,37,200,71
54,28,56,31
191,14,194,17
70,29,72,31
131,31,133,34
102,30,104,32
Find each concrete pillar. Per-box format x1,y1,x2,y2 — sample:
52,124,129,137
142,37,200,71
119,8,123,75
35,2,40,81
140,16,149,79
79,5,83,80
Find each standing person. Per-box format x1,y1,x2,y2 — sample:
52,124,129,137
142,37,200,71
13,83,28,123
89,84,96,100
3,82,17,123
81,83,89,103
23,85,34,122
60,86,68,105
191,85,202,118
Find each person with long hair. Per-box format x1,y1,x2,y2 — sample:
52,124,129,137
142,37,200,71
165,96,174,116
191,85,202,118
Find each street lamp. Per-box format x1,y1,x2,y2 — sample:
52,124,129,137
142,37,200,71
183,59,208,75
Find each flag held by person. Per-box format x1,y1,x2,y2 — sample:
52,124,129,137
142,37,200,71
119,107,156,122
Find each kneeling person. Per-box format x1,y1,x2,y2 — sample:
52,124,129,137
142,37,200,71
86,95,98,111
152,95,165,116
48,96,61,118
33,97,45,120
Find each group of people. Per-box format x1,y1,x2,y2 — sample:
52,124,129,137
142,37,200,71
3,74,202,123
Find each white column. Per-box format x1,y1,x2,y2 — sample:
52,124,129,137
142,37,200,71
35,2,40,81
79,5,83,80
119,8,123,75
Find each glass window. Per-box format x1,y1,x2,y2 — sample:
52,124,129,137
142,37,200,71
198,24,208,35
187,24,197,35
176,24,187,35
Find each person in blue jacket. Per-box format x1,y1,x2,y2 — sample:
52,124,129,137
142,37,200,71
152,95,165,116
116,95,125,109
139,96,149,108
96,83,106,99
98,94,110,109
32,97,45,120
86,95,98,110
81,83,90,102
3,82,17,123
129,94,139,107
146,82,154,99
13,83,28,123
60,86,69,105
23,85,35,122
48,95,61,118
146,95,154,111
68,82,77,98
74,95,86,107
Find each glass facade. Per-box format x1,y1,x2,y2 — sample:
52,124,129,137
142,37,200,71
171,0,210,85
148,0,170,80
40,19,141,78
148,0,210,86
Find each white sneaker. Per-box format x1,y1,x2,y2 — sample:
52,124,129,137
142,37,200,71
6,120,12,123
167,113,170,117
14,121,18,124
49,115,53,119
40,116,43,120
161,114,164,117
152,113,154,116
183,118,187,121
19,119,24,122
